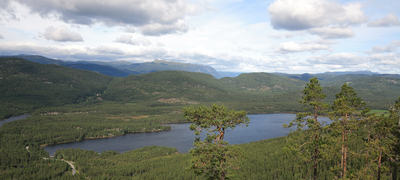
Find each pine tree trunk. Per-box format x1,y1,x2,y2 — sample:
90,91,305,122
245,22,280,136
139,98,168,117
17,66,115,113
313,107,319,180
365,130,371,175
344,140,347,178
392,162,398,180
378,150,382,180
341,129,345,178
220,171,226,180
313,139,319,180
398,116,400,127
341,114,348,178
218,127,226,180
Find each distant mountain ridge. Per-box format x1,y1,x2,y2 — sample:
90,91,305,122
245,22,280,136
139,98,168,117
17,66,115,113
1,55,220,77
120,59,219,77
1,55,133,77
275,71,391,81
3,55,395,80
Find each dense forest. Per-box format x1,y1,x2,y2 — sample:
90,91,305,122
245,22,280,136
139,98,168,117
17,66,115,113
1,57,400,179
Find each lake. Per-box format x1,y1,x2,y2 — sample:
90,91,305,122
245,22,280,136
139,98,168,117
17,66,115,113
0,114,30,127
44,114,330,155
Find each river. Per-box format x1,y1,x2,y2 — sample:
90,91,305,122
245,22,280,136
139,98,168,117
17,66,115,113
44,114,330,155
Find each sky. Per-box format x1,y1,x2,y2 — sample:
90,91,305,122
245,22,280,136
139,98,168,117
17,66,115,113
0,0,399,73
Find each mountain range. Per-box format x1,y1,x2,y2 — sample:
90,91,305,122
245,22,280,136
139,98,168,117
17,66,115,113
4,55,221,77
1,56,400,119
6,54,394,80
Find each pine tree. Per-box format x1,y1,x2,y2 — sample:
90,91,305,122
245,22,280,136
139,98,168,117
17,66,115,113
184,104,249,180
286,77,328,180
360,114,394,179
331,83,365,178
389,97,400,179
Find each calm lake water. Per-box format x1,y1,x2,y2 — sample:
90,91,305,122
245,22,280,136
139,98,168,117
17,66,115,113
0,114,30,127
44,114,330,155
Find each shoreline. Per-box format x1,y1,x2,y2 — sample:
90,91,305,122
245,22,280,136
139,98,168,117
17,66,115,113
43,113,301,155
0,114,30,127
42,112,297,148
40,127,171,148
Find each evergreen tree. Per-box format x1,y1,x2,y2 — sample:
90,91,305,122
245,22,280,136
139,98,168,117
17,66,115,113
330,83,366,178
389,97,400,179
286,77,328,180
184,104,249,180
360,114,394,179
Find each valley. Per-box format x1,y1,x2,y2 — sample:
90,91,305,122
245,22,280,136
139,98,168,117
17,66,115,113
2,0,400,178
1,57,400,179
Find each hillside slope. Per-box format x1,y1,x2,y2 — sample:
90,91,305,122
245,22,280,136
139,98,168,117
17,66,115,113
320,74,400,108
221,73,304,94
0,57,112,118
122,60,220,77
63,63,133,77
104,71,232,103
103,72,306,113
2,58,400,118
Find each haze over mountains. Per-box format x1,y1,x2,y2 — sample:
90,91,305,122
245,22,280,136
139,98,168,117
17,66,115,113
2,54,393,79
4,55,221,78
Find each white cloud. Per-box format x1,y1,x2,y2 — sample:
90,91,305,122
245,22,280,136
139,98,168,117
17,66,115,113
278,41,330,53
368,14,400,27
309,27,354,39
367,53,400,73
139,20,188,36
268,0,366,30
114,35,151,46
370,53,400,66
0,0,196,36
43,26,83,42
367,42,400,73
309,53,365,65
371,40,400,53
0,34,3,39
0,42,168,61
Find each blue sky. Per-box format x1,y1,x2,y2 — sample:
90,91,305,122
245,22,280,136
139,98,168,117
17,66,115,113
0,0,399,73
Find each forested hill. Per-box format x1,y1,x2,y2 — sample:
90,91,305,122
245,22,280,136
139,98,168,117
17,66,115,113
319,74,400,107
1,57,400,118
122,60,220,77
0,57,113,118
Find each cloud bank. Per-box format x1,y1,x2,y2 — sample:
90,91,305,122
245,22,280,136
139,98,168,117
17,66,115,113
368,14,400,27
278,41,329,53
43,26,83,42
1,0,195,35
114,35,151,46
268,0,366,31
309,27,354,39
